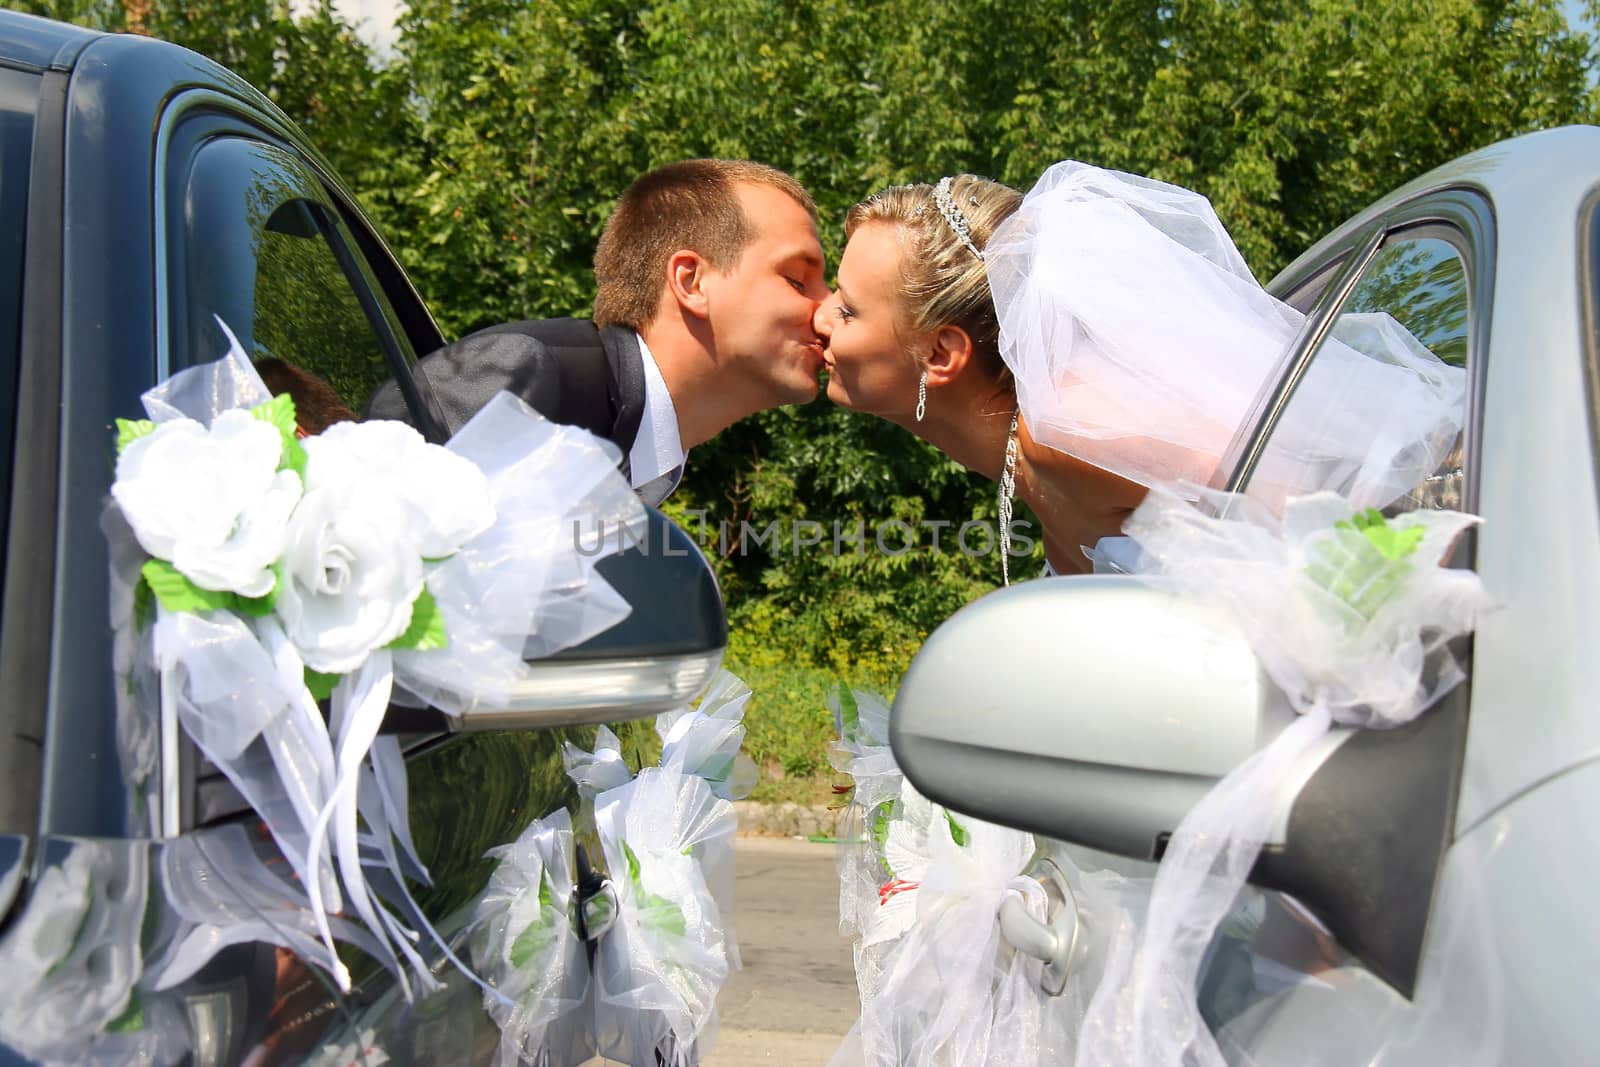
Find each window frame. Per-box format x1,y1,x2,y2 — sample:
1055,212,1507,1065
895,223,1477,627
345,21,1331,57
1578,185,1600,536
154,93,448,437
0,62,60,845
1225,189,1496,520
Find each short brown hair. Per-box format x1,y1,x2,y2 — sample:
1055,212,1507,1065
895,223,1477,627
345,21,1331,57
846,176,1022,385
593,159,817,329
253,358,357,435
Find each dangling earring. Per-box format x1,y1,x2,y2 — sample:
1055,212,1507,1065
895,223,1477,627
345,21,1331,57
915,371,927,422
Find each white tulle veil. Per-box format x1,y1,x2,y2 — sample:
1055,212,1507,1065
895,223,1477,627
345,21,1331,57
984,161,1465,508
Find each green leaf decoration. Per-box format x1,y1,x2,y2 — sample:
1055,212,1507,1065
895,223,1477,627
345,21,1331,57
507,873,558,969
141,559,235,615
871,803,892,851
252,392,299,438
836,682,859,738
872,802,894,877
115,418,157,454
620,839,688,938
697,753,734,785
637,891,688,940
283,435,308,481
233,579,279,618
945,810,969,848
305,668,342,702
1339,508,1426,561
133,576,155,632
105,990,145,1034
508,918,556,969
42,889,94,979
250,393,308,479
388,588,448,652
1306,510,1424,622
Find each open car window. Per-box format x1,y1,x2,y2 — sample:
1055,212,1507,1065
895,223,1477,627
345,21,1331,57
1242,229,1473,517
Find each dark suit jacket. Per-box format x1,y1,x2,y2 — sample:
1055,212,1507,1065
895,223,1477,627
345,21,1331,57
367,318,648,480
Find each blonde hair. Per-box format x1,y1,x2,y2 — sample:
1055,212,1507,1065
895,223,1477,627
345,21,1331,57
593,159,817,330
845,175,1022,384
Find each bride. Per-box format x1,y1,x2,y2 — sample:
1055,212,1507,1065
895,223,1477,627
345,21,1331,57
813,163,1465,578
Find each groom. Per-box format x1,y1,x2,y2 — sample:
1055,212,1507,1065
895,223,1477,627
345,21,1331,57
367,159,830,504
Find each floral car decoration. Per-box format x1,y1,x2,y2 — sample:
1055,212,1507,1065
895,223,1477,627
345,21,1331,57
104,320,646,998
470,671,757,1067
826,489,1492,1067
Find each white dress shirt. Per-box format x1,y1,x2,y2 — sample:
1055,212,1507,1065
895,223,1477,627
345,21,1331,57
629,334,688,505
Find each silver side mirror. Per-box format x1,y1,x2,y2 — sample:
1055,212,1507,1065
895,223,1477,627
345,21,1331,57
392,508,727,733
891,575,1311,860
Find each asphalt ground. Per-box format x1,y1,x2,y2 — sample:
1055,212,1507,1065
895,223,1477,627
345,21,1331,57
704,838,858,1066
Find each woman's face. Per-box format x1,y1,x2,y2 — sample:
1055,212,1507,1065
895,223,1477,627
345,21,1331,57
814,222,924,418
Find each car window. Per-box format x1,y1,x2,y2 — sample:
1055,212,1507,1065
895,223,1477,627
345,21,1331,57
1242,231,1472,515
0,68,37,591
169,135,419,426
1276,258,1345,315
166,134,442,829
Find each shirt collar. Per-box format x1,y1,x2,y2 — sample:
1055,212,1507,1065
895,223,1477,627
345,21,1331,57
628,332,688,489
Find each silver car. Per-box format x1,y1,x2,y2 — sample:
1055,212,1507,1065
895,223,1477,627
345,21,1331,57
894,124,1599,1064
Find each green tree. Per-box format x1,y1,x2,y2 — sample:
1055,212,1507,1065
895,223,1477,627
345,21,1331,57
21,0,1600,742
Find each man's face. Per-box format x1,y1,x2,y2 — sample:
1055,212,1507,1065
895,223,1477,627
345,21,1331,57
702,183,829,405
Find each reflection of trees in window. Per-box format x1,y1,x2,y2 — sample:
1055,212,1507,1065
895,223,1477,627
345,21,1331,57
1347,239,1469,367
252,198,392,412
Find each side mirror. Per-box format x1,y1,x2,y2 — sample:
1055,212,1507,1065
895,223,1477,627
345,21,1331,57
394,508,727,733
890,575,1303,860
895,573,1471,998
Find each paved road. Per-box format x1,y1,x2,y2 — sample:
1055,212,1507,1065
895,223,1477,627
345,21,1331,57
704,838,859,1066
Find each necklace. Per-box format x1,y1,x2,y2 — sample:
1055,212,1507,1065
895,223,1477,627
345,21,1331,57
998,408,1020,586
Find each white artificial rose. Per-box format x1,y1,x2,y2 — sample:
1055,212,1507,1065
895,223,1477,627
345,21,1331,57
111,410,300,597
302,420,495,558
275,487,427,674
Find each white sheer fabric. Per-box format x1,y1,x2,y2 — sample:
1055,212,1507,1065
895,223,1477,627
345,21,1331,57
470,808,594,1067
1071,488,1491,1067
986,162,1465,508
592,767,736,1067
829,687,1114,1067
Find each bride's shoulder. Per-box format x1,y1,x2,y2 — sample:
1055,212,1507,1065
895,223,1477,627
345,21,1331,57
1017,419,1145,506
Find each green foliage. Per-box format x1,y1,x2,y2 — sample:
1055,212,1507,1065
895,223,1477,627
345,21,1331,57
30,0,1600,791
721,642,899,803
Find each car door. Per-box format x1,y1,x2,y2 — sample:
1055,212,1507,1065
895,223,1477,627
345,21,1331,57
154,99,587,1064
1185,194,1488,1055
